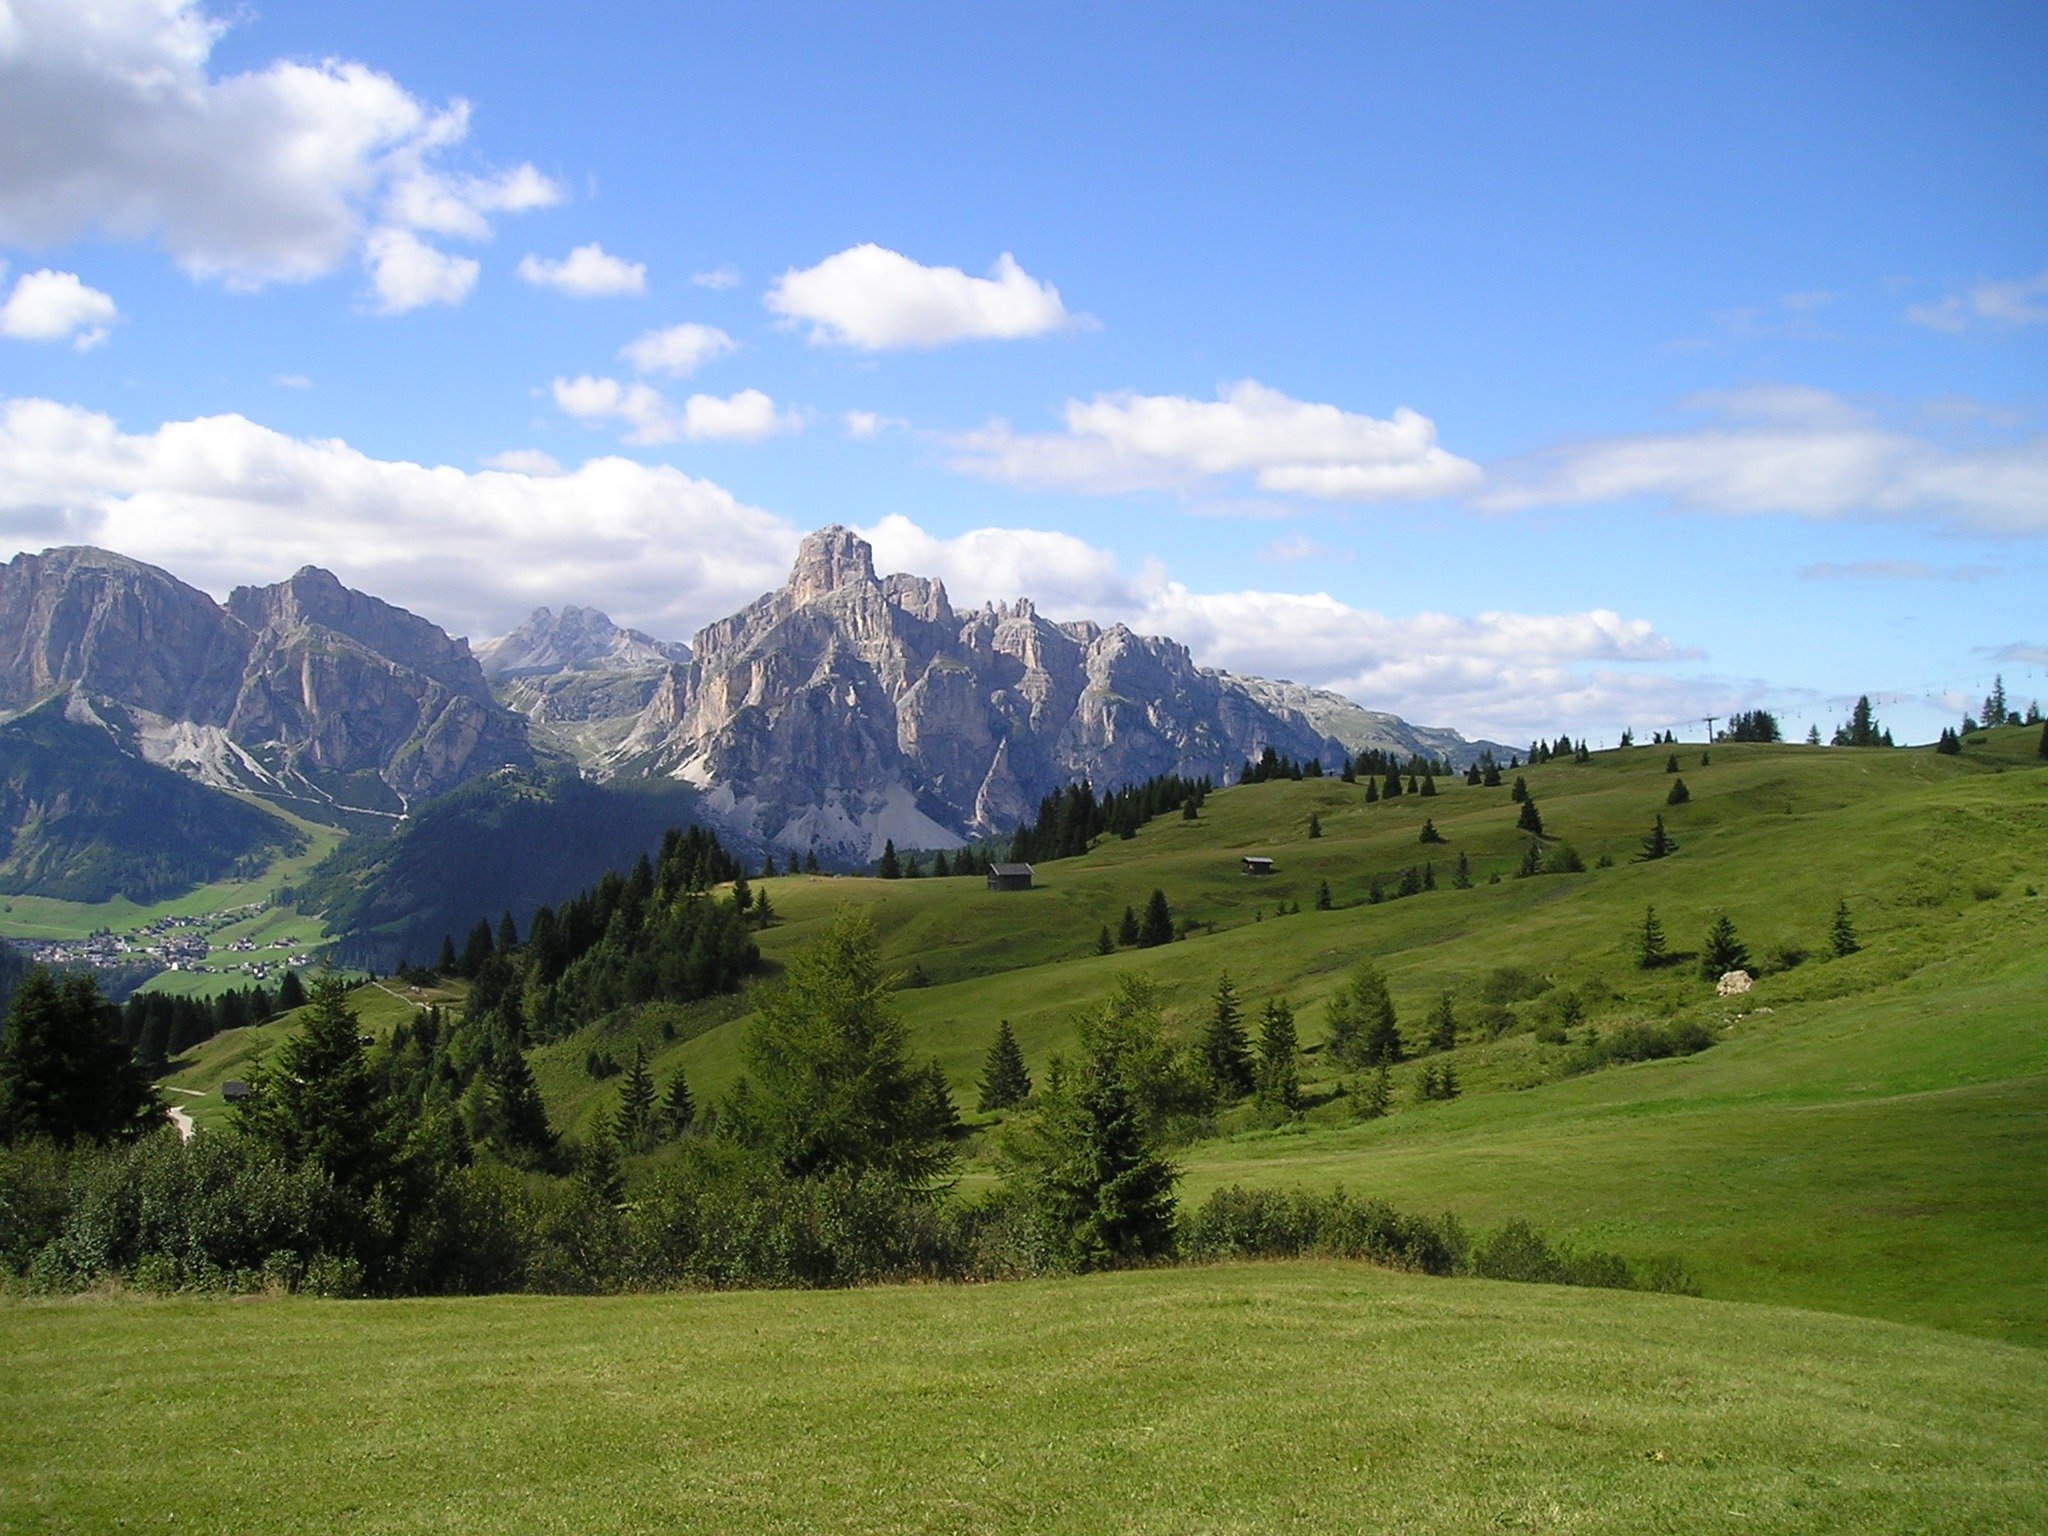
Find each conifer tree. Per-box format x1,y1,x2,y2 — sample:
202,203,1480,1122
1517,796,1544,836
1421,774,1437,797
1428,991,1457,1053
234,976,391,1199
1453,851,1472,888
1200,973,1255,1099
1639,814,1675,860
1806,724,1822,745
1182,796,1199,820
0,969,158,1147
1415,1063,1440,1103
1315,879,1332,911
803,849,820,874
436,933,458,975
2038,721,2048,759
1365,777,1380,803
1700,914,1749,979
1097,923,1115,955
1383,767,1403,799
914,1058,961,1144
763,850,779,878
578,1126,624,1208
1424,861,1437,890
1516,840,1543,878
1367,876,1385,904
1118,905,1140,947
1021,1055,1178,1270
1637,905,1667,969
1935,727,1961,755
1358,1061,1392,1119
614,1043,658,1153
1830,898,1860,958
1510,774,1529,802
1255,998,1301,1111
930,850,949,878
1665,752,1681,773
878,839,901,879
1700,750,1710,767
661,1070,696,1135
1406,774,1420,795
1307,811,1322,839
978,1020,1033,1111
1483,761,1502,788
1437,1062,1459,1100
485,1027,556,1166
1419,817,1446,844
1138,888,1174,948
461,919,495,978
1667,777,1690,805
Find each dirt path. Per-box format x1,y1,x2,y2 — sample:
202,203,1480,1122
163,1086,204,1143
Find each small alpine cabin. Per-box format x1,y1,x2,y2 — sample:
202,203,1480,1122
986,862,1035,892
1241,856,1276,876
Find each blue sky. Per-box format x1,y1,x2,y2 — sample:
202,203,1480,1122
2,0,2044,745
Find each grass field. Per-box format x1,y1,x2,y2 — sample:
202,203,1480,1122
5,1262,2045,1535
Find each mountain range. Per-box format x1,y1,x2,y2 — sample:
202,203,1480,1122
0,529,1497,905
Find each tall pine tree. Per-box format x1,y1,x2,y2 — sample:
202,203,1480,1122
1199,973,1254,1099
978,1020,1033,1111
1255,998,1301,1111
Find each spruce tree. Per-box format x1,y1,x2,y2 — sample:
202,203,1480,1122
1830,898,1860,958
461,919,495,977
1315,879,1332,911
1517,797,1544,836
615,1043,657,1152
1420,774,1437,797
436,933,458,975
1096,923,1115,956
1510,774,1529,802
1419,818,1446,844
978,1020,1033,1111
486,1027,556,1166
1639,814,1675,860
1138,888,1174,948
1666,752,1681,773
1428,991,1457,1053
1118,905,1140,947
1700,914,1750,979
1383,767,1403,799
234,976,392,1200
1452,851,1472,889
1637,905,1667,969
578,1127,624,1208
661,1070,696,1135
1365,777,1380,803
1667,777,1690,806
0,969,158,1147
914,1059,962,1144
1255,998,1301,1111
497,910,519,953
1025,1058,1178,1270
1200,973,1255,1099
878,839,901,879
1516,840,1543,878
1307,811,1322,839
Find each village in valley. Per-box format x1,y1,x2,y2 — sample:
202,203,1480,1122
6,904,316,986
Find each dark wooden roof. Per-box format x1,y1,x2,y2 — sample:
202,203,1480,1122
988,863,1034,877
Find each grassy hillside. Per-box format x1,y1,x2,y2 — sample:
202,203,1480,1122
0,702,308,903
145,731,2048,1343
561,729,2045,1341
5,1263,2043,1534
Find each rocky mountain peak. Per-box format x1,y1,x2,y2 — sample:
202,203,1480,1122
477,605,689,678
789,525,878,605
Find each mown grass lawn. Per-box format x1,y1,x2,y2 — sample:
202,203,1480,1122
5,1263,2044,1535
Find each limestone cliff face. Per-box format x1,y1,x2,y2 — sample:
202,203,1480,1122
607,526,1358,859
0,548,530,812
475,605,690,679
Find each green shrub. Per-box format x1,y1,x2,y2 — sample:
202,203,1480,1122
1565,1019,1716,1076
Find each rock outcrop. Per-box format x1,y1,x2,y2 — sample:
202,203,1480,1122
601,526,1484,860
0,547,530,814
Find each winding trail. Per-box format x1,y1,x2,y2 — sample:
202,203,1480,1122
164,1086,204,1143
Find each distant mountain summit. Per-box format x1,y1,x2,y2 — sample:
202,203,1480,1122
593,526,1494,860
476,605,690,678
0,547,529,816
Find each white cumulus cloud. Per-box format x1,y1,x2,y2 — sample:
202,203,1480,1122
621,322,735,378
481,448,562,476
0,0,554,288
0,268,119,347
766,244,1074,349
552,376,793,445
518,243,646,297
949,380,1481,502
363,228,478,313
1481,385,2048,535
0,395,796,642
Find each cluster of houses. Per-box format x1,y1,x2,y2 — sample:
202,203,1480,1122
7,903,313,979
